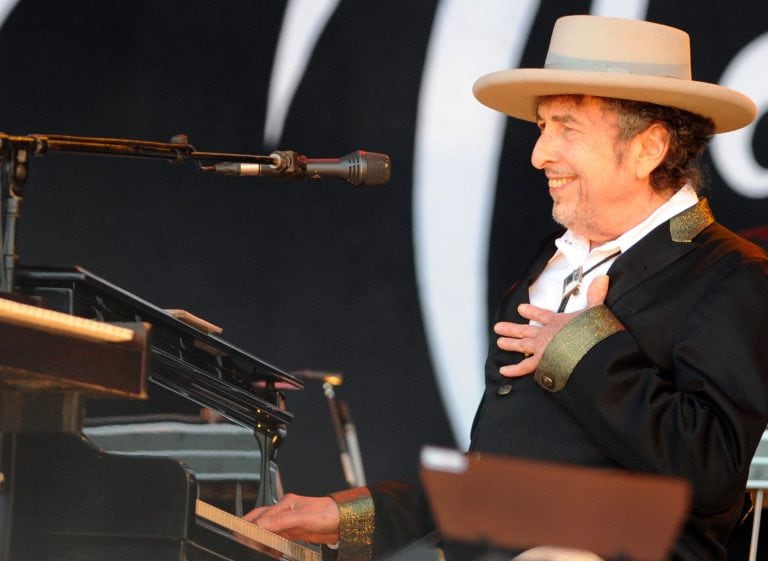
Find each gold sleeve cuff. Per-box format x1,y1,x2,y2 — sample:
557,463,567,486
535,305,625,392
329,487,374,561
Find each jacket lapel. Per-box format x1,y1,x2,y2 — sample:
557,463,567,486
606,198,715,307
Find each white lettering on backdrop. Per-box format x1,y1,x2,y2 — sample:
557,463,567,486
710,32,768,199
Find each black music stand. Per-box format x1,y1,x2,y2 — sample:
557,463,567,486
419,447,691,561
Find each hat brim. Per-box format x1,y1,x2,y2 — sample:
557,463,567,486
473,68,756,133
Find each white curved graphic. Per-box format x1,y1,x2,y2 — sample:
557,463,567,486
0,0,16,27
413,0,540,448
710,32,768,199
263,0,340,147
591,0,649,20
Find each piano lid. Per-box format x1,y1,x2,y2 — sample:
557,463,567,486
15,265,303,432
16,265,302,388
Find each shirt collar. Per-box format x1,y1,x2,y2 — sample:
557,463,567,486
554,185,699,268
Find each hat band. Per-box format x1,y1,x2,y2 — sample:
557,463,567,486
544,53,690,79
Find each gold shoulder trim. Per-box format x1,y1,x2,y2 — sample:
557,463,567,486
535,306,625,392
330,487,374,561
670,198,714,242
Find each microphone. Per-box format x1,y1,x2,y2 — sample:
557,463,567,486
208,150,391,186
292,369,344,386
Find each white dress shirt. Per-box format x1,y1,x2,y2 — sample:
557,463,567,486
528,185,699,315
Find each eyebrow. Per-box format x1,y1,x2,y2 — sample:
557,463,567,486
536,111,578,124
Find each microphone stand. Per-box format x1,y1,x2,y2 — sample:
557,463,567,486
293,370,367,488
323,381,367,488
0,140,27,296
0,132,299,294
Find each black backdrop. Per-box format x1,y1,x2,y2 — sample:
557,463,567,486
1,0,766,498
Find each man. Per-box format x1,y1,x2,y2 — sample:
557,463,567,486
245,15,768,561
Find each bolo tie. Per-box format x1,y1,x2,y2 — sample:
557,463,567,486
557,250,621,313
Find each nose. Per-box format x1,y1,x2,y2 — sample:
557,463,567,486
531,130,556,170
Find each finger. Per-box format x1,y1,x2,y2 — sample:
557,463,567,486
244,495,297,524
494,322,542,340
496,336,518,352
587,274,610,307
242,506,268,523
496,336,537,356
517,303,554,325
493,321,534,338
499,355,539,377
255,509,305,533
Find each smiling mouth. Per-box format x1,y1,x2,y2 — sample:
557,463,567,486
548,177,574,188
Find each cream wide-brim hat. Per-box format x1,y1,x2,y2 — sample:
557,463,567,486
472,15,756,133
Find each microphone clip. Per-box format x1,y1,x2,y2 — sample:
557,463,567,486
269,150,304,180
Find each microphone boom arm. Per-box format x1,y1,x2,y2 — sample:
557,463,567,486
0,133,280,165
0,132,389,293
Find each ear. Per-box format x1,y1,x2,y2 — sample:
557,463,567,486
633,123,670,180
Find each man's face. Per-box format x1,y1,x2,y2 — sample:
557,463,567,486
531,96,646,244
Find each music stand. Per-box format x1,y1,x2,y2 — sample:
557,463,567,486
420,447,691,561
